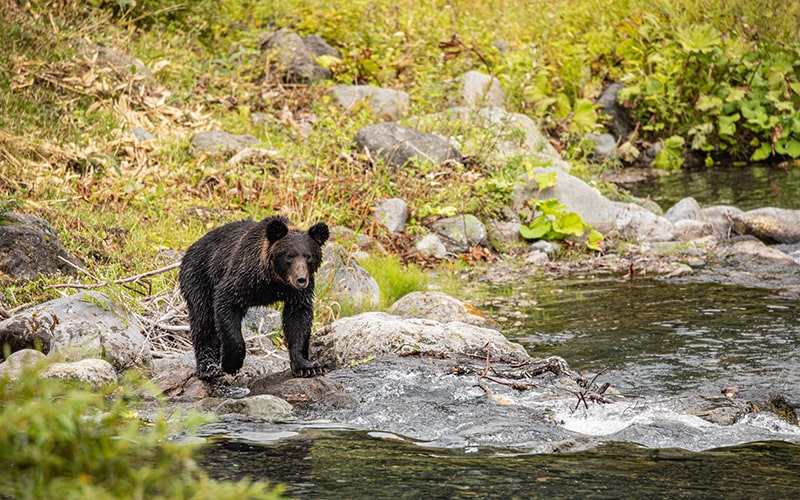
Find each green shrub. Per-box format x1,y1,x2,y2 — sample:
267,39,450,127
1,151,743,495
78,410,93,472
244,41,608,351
359,255,428,308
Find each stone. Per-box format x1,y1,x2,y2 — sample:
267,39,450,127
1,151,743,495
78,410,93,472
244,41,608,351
460,70,505,108
673,219,714,241
0,349,46,380
330,85,410,121
301,34,342,59
430,214,488,252
354,122,462,168
25,291,151,370
317,244,381,309
227,147,279,166
584,132,618,160
665,197,703,223
731,207,800,244
372,198,408,233
415,234,448,259
215,394,293,420
389,291,488,326
701,205,744,240
42,358,118,388
129,126,155,142
596,82,633,141
485,217,523,252
249,371,343,405
0,309,57,355
261,29,331,82
311,312,530,369
524,250,550,266
0,212,82,282
190,129,259,155
514,167,675,241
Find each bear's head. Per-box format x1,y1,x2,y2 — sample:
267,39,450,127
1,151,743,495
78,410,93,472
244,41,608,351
266,218,329,290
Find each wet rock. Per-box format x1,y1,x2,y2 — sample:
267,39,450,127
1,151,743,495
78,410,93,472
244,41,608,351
215,394,293,420
460,70,505,108
301,34,342,59
389,291,489,326
354,122,462,168
372,198,408,233
190,129,259,156
430,214,488,252
18,291,152,371
415,234,448,259
0,212,82,282
673,219,714,241
260,29,331,82
0,349,46,380
665,197,703,223
701,205,744,240
330,85,410,121
731,207,800,244
311,312,530,369
596,82,633,141
42,358,118,388
318,244,381,309
249,371,343,406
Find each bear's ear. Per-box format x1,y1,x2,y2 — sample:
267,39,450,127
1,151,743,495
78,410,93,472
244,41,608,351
266,218,289,243
308,222,329,247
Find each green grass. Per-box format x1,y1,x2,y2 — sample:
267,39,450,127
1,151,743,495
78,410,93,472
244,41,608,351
359,255,428,308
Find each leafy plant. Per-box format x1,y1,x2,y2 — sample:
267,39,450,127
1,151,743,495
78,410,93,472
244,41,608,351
358,255,428,308
0,367,282,499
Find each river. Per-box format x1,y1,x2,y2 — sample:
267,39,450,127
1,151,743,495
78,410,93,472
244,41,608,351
198,165,800,498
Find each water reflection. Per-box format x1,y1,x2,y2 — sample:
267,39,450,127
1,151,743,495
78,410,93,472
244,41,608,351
621,164,800,211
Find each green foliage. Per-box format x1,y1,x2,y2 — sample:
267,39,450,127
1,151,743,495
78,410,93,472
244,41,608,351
358,255,428,308
0,368,282,499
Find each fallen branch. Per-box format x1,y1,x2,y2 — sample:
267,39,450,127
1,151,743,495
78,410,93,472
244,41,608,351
475,343,539,396
44,262,180,290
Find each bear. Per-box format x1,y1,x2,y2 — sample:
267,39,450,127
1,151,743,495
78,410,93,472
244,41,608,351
178,215,329,380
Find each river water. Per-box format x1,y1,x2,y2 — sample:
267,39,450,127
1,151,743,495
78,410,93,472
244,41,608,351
199,165,800,498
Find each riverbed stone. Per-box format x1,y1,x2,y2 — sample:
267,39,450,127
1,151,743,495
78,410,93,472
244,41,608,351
190,129,259,155
460,70,505,108
584,132,618,160
731,207,800,244
0,349,46,380
249,371,343,406
215,394,294,420
354,122,463,168
673,219,714,241
0,212,82,282
330,85,410,121
389,291,489,326
701,205,744,240
372,198,408,233
430,214,488,252
665,197,703,223
311,312,530,369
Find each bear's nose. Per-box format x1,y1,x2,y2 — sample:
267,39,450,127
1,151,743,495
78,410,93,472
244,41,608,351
296,276,308,288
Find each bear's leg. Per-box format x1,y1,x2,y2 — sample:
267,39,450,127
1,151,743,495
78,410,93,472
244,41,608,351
214,292,247,375
283,295,324,377
186,296,222,380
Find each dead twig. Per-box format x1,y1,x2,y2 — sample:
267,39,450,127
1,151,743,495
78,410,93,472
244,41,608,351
475,343,539,397
571,368,613,411
44,261,180,290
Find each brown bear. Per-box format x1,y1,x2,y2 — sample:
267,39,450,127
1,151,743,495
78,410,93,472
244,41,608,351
179,215,329,380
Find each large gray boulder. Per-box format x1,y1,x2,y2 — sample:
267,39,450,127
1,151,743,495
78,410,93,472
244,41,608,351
0,212,82,281
0,291,152,370
311,312,529,369
430,214,488,252
514,168,675,241
330,85,410,122
354,122,462,168
731,207,800,244
42,358,118,388
389,291,489,326
460,70,505,108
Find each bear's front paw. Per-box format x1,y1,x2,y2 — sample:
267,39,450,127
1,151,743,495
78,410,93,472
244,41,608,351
291,360,326,378
196,360,222,381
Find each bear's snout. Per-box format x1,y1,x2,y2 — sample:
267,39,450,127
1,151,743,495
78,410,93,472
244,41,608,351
289,258,311,289
294,275,308,288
